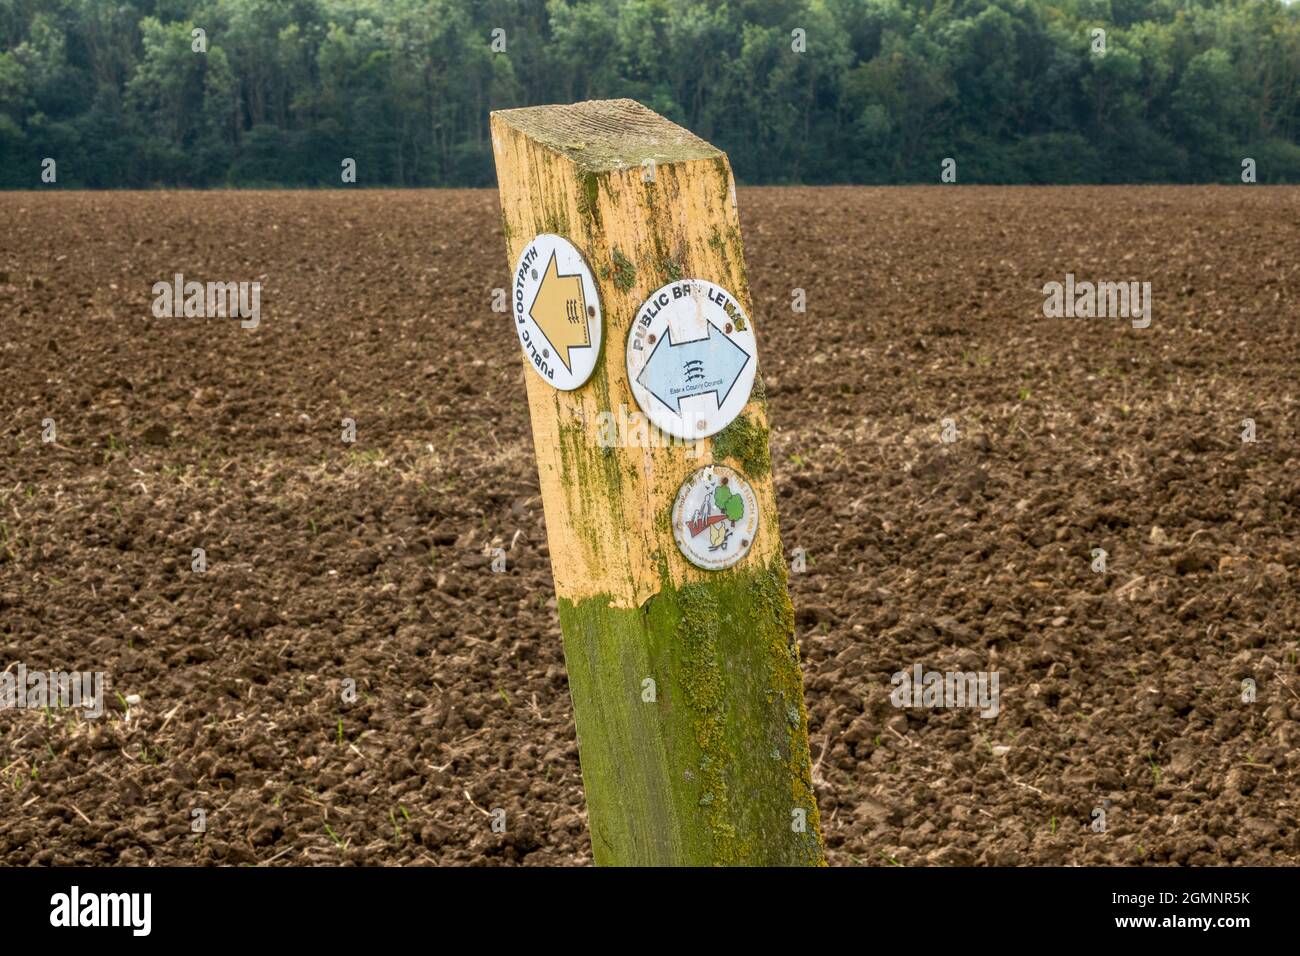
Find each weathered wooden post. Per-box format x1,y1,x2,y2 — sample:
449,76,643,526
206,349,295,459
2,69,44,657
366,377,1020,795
490,99,824,866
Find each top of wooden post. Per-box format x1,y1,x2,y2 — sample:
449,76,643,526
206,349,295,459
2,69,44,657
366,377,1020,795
491,98,720,172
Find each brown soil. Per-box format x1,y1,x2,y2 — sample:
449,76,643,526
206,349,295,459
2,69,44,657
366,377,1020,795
1,186,1297,866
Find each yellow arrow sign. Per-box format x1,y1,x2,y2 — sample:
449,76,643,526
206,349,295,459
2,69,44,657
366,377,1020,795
529,251,590,373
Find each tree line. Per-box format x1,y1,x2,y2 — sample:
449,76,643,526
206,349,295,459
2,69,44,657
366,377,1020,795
2,0,1297,188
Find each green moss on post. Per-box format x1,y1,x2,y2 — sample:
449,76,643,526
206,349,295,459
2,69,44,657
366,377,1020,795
577,170,602,228
710,412,772,479
559,555,823,866
611,248,637,292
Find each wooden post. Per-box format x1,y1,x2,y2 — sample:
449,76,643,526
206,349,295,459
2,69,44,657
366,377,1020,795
490,99,824,866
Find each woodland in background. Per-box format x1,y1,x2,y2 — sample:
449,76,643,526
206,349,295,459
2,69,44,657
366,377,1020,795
2,0,1297,187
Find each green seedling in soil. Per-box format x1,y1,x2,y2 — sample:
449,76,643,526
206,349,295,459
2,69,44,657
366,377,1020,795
390,805,411,839
324,824,347,849
878,851,902,866
1049,816,1057,835
787,453,807,470
498,689,510,706
346,448,385,467
1147,754,1162,785
336,718,344,745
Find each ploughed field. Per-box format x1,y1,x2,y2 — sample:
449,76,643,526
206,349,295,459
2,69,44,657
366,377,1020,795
1,186,1297,866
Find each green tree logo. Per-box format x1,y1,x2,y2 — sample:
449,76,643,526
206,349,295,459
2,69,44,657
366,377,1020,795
714,484,745,522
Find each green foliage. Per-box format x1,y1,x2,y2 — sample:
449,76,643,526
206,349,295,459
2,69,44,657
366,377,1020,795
0,0,1296,187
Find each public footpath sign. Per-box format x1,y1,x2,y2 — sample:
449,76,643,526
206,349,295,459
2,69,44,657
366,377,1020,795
511,233,603,390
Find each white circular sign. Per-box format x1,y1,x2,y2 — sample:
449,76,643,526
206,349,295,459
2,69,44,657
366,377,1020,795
511,234,602,390
671,464,760,571
626,279,756,440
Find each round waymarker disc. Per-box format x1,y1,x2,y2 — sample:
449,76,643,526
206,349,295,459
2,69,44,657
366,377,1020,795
671,464,760,571
511,234,602,390
626,279,756,440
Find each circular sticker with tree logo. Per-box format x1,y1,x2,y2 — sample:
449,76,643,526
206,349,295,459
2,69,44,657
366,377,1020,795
511,234,603,390
671,464,759,570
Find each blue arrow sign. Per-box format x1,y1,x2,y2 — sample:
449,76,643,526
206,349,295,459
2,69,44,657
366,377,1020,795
636,320,752,417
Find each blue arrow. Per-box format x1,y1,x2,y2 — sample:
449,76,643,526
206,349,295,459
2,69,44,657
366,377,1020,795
637,321,751,417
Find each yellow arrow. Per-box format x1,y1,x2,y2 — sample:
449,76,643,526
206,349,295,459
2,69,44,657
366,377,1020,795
529,251,590,373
